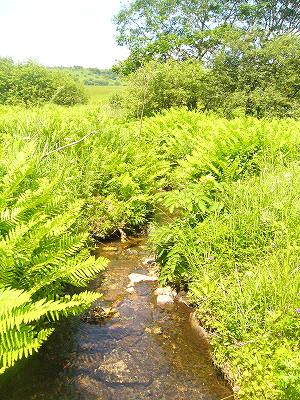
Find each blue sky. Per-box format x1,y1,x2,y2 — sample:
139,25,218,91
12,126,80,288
0,0,129,68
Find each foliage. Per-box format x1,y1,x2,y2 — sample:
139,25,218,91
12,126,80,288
114,0,300,71
0,140,108,372
1,101,300,398
149,109,300,399
0,60,87,106
124,60,207,116
122,33,300,118
114,0,300,118
0,104,168,238
52,66,122,86
206,33,300,118
85,86,125,107
0,103,172,373
0,288,100,374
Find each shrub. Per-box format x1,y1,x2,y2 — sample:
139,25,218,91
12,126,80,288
122,34,300,119
124,60,207,117
0,60,87,106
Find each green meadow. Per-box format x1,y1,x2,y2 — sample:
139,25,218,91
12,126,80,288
86,85,124,104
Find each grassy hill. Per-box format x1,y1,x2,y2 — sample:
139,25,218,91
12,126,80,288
50,66,122,86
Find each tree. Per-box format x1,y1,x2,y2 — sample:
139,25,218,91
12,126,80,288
0,58,13,104
206,33,300,117
0,61,87,106
114,0,300,73
122,33,300,118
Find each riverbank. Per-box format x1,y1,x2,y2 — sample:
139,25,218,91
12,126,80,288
0,105,299,398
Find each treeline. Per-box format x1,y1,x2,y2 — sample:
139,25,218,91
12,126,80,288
113,0,300,118
53,66,122,86
0,59,87,106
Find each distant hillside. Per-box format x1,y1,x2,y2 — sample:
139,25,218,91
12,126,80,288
50,66,122,86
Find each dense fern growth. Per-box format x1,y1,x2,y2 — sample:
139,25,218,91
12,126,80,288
149,110,300,399
0,142,107,372
1,105,300,398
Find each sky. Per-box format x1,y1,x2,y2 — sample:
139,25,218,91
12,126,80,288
0,0,129,68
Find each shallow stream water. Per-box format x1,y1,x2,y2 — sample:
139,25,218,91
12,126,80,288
0,239,232,400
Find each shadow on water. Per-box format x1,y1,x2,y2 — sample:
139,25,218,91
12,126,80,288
0,239,232,400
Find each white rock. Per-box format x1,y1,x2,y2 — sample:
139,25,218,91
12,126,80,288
126,287,135,294
128,273,158,285
154,286,176,298
156,294,174,309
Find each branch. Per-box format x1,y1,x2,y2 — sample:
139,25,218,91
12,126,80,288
41,131,97,159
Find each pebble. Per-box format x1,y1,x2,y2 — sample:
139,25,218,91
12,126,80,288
156,294,174,310
128,273,158,285
154,286,176,298
145,326,163,335
176,291,190,308
142,257,156,266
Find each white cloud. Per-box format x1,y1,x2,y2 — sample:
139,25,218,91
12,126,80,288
0,0,129,67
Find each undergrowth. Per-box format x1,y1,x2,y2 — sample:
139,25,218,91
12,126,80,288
148,109,300,399
1,105,300,399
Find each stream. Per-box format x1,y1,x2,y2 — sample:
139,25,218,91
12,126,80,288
0,239,232,400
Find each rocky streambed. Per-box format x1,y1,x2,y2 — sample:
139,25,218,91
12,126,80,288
0,238,232,400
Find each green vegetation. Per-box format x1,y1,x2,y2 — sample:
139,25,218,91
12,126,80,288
0,0,299,398
86,85,124,105
0,59,87,106
1,103,299,398
118,34,300,119
124,60,206,117
0,103,153,371
114,0,299,70
147,110,300,399
52,66,122,86
114,0,300,118
0,122,107,372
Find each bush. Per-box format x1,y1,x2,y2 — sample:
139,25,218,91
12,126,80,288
124,60,207,117
123,34,300,119
206,34,300,118
0,60,87,106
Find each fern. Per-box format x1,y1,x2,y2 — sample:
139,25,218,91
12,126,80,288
0,287,101,372
0,144,108,373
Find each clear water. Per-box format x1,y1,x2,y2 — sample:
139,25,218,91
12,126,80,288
0,240,232,400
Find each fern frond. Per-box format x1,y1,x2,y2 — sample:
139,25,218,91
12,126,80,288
0,287,102,372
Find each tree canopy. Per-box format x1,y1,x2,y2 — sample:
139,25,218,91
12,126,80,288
114,0,300,73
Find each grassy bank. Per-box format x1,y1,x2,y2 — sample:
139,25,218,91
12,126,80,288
147,109,300,399
0,105,299,398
